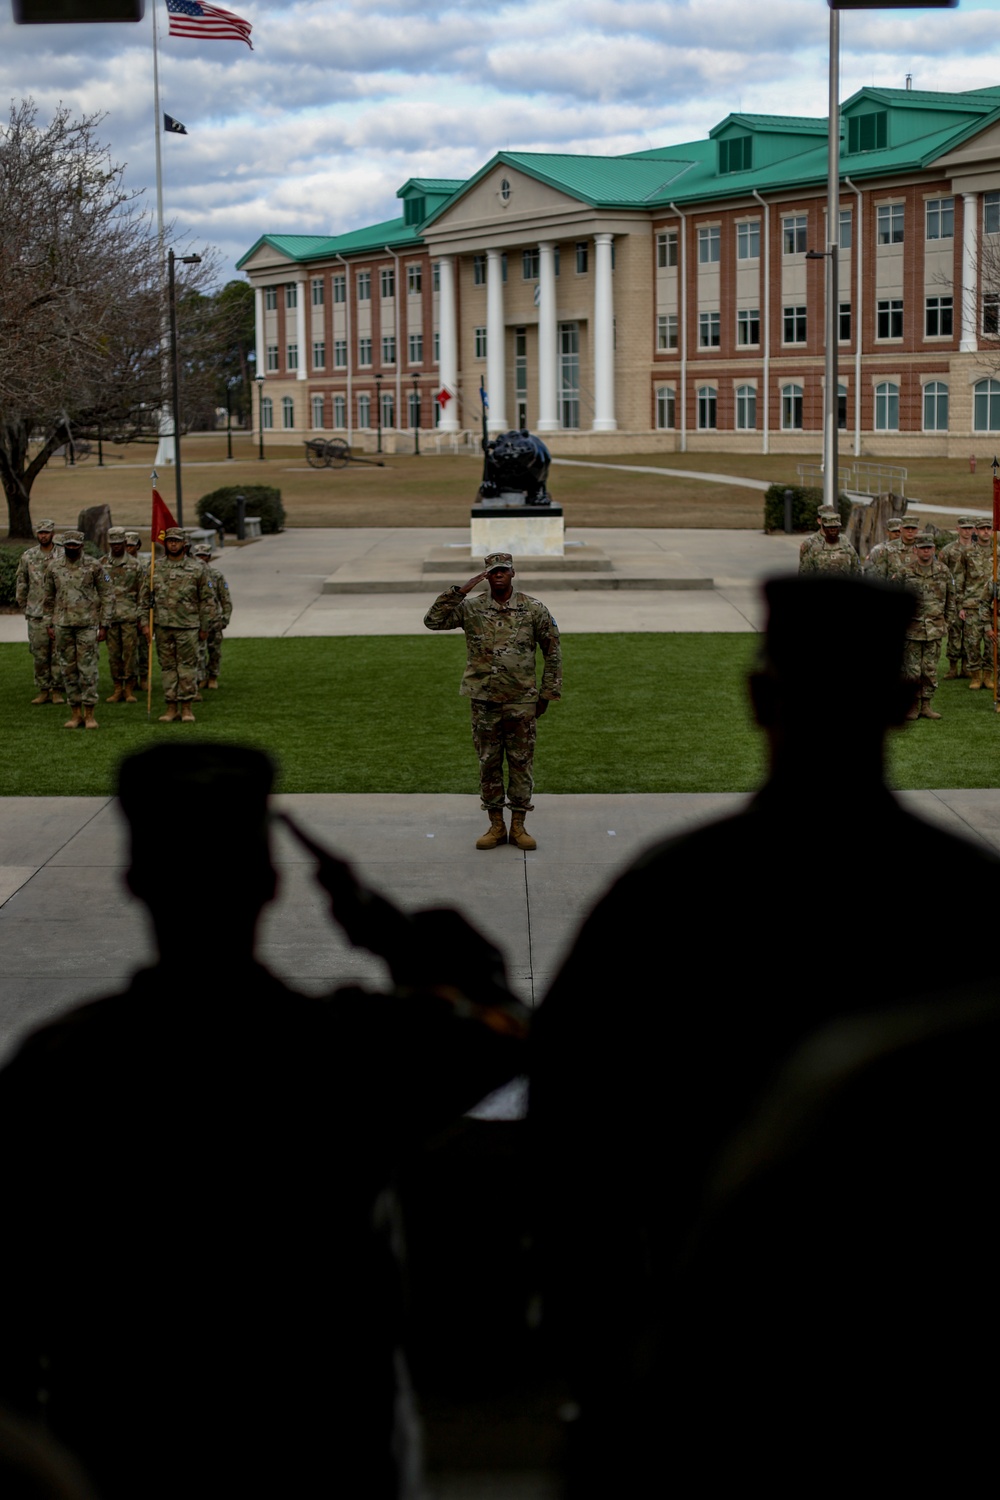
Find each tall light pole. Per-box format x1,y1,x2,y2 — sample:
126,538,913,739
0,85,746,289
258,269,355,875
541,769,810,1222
168,248,201,526
375,371,383,455
255,374,266,461
412,375,420,457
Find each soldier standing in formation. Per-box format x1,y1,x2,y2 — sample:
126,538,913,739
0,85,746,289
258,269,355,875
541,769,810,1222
900,532,956,720
939,517,976,678
192,543,232,690
864,516,902,577
152,527,214,724
125,532,151,691
798,507,841,566
424,551,562,851
15,518,64,706
101,527,148,705
42,530,111,730
798,511,860,574
952,519,993,689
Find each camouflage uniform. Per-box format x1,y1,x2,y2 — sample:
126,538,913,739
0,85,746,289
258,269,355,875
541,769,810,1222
15,527,63,696
952,541,992,678
866,537,906,580
900,548,956,713
101,545,149,690
152,550,215,704
42,550,112,708
798,534,860,575
424,582,562,811
192,546,232,685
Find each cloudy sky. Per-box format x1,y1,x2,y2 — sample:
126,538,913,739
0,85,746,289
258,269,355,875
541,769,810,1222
3,0,1000,283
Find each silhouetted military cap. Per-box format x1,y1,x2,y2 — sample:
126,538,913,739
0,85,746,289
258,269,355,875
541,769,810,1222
62,530,84,545
484,552,514,571
107,527,127,544
761,575,916,700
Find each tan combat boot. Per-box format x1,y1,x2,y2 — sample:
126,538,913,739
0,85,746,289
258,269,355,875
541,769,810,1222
206,677,219,690
920,700,942,720
106,682,124,703
475,811,507,849
158,703,180,723
63,706,83,729
944,661,960,679
123,679,137,703
30,690,50,705
969,671,983,690
50,690,65,704
985,670,997,691
509,812,537,851
180,703,196,723
83,706,99,730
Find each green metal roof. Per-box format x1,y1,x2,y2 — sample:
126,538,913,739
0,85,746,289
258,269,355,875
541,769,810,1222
398,177,464,195
236,217,423,271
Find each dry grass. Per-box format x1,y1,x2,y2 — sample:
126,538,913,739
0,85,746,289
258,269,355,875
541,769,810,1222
1,432,990,536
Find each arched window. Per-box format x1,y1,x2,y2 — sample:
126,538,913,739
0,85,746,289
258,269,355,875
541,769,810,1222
333,395,346,429
838,382,848,431
381,392,395,429
281,396,295,430
874,381,898,431
697,385,717,430
261,396,273,431
736,385,756,431
656,387,675,429
358,393,371,428
311,395,324,429
923,381,948,432
781,383,803,430
974,378,1000,431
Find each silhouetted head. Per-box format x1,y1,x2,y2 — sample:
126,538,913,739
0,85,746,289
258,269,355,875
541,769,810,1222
118,745,277,950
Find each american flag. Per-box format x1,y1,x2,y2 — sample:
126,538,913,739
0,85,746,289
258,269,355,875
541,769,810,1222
165,0,253,48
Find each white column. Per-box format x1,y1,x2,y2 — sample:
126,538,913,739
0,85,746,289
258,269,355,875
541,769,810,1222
254,286,265,374
592,232,616,431
437,254,459,432
961,192,979,353
295,273,307,380
486,248,507,431
537,241,558,432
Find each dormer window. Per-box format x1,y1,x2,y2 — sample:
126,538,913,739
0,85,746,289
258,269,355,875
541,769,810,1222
404,196,426,226
847,111,887,154
719,134,752,174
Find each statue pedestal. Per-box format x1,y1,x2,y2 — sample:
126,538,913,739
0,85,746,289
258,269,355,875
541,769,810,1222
470,503,565,558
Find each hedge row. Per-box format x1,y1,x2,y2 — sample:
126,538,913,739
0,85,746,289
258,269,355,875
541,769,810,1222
197,486,285,535
763,483,851,534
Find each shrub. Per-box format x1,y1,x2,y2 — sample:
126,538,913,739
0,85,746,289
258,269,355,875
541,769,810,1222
196,485,285,535
763,484,851,533
0,543,31,607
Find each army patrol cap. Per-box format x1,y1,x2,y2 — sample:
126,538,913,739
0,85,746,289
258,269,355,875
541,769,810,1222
125,531,141,545
35,518,56,533
958,517,977,529
62,529,84,546
914,533,936,547
819,512,842,529
900,519,920,531
192,544,212,558
107,527,127,544
164,527,186,542
886,518,903,534
484,551,514,571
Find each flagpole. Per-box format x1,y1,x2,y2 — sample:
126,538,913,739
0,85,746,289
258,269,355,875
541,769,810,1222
993,457,999,712
147,470,158,719
152,0,165,245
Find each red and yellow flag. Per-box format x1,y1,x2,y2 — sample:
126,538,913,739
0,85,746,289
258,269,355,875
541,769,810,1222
152,490,177,546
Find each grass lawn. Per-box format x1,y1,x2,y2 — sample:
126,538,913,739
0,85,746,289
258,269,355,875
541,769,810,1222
1,633,997,798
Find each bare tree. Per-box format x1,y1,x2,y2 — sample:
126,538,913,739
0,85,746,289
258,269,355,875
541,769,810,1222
0,100,216,538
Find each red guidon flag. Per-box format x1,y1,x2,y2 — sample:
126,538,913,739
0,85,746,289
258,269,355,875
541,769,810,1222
152,490,177,545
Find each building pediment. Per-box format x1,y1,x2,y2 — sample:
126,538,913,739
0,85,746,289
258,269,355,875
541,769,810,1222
930,116,1000,190
423,162,618,253
238,238,301,276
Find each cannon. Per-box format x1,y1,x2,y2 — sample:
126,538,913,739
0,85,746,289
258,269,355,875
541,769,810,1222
477,429,552,506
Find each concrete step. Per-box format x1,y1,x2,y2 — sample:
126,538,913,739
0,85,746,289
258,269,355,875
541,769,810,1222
323,571,714,594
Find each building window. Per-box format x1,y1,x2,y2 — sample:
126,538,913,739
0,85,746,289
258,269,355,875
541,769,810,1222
358,393,371,428
408,390,421,428
358,336,372,366
875,381,899,431
838,383,848,430
781,383,803,430
696,385,717,430
877,204,905,245
266,344,278,372
522,248,540,280
286,342,299,371
656,387,675,429
985,193,1000,236
408,332,423,363
311,277,324,307
576,241,589,273
473,255,486,286
357,272,371,301
736,221,760,260
736,308,760,346
657,314,678,352
975,379,1000,430
264,286,277,311
560,322,580,429
261,396,273,429
839,208,852,250
983,294,1000,337
783,215,807,255
381,392,394,429
311,394,324,428
839,303,852,342
332,274,345,303
925,297,953,337
697,226,720,264
474,327,487,359
926,197,954,240
312,340,325,369
736,384,756,431
432,263,440,292
847,110,887,154
877,299,903,339
407,265,422,294
719,134,752,174
501,252,508,282
282,395,295,429
554,247,561,277
334,339,347,368
381,335,396,365
657,231,678,269
333,394,346,428
433,330,440,363
285,283,298,310
783,306,807,343
923,381,949,431
698,311,720,348
380,268,395,299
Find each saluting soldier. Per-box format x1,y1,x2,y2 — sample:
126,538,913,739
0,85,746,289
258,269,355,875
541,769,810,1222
102,526,149,704
15,518,65,705
42,529,112,730
192,543,232,690
798,511,860,575
152,527,214,723
899,533,956,720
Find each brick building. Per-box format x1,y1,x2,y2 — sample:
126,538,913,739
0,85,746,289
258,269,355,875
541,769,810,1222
237,84,1000,456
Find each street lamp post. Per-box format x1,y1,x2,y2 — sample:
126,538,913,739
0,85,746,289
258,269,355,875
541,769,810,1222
375,372,383,455
412,376,420,457
225,376,240,461
256,374,266,461
167,247,201,527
